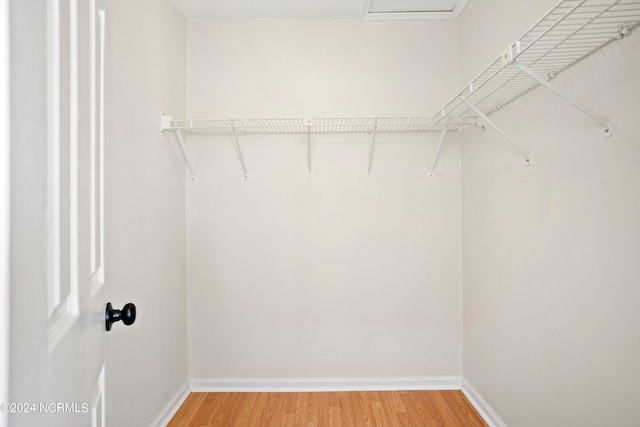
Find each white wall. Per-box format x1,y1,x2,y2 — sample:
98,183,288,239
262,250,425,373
186,20,463,381
461,15,640,427
104,0,188,425
187,20,460,118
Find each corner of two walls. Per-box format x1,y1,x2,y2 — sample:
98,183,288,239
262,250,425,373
458,1,640,426
105,0,188,425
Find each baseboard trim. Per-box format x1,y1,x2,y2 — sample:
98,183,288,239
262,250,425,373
461,378,507,427
190,376,462,392
150,381,190,427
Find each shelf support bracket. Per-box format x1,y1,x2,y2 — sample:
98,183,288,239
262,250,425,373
175,130,196,179
161,114,195,179
429,118,449,177
307,126,311,175
368,119,378,175
230,120,248,178
463,98,531,164
512,61,611,137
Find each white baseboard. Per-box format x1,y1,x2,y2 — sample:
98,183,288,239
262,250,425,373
190,376,462,392
149,382,190,427
461,378,507,427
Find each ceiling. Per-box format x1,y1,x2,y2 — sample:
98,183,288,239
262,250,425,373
172,0,471,21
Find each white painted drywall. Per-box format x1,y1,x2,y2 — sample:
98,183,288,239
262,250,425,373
104,0,188,425
187,20,460,118
461,18,640,427
186,132,463,380
185,20,464,381
456,0,557,85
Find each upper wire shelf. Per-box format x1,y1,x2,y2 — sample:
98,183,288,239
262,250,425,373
163,0,640,178
167,0,640,137
435,0,640,122
168,117,477,135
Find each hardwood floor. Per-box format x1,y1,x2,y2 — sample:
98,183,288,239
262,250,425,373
168,390,488,426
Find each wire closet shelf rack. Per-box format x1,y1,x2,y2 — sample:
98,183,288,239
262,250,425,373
162,0,640,177
167,116,476,135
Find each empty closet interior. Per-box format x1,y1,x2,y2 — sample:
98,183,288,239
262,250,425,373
105,0,640,425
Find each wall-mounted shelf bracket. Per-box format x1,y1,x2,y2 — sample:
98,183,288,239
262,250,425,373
307,126,311,175
175,130,196,179
305,118,313,175
463,98,531,165
368,119,378,175
161,114,195,179
230,119,248,178
429,118,449,177
160,113,172,132
511,61,612,137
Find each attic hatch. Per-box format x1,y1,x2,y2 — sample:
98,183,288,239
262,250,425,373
172,0,470,21
361,0,471,20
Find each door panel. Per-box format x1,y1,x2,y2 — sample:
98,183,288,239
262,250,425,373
89,2,105,298
10,0,109,425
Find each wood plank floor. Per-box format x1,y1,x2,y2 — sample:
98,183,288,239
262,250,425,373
168,390,488,426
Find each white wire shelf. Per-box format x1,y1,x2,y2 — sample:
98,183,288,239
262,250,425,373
168,116,478,135
162,0,640,178
435,0,640,122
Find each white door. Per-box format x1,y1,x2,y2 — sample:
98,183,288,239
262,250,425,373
9,0,130,426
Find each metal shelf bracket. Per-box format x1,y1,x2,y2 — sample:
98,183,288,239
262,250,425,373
512,61,612,137
368,118,378,175
429,118,449,177
230,119,248,178
307,127,311,175
305,118,313,175
175,130,196,179
161,114,195,179
463,98,531,165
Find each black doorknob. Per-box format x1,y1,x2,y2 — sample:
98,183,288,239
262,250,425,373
105,302,137,331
